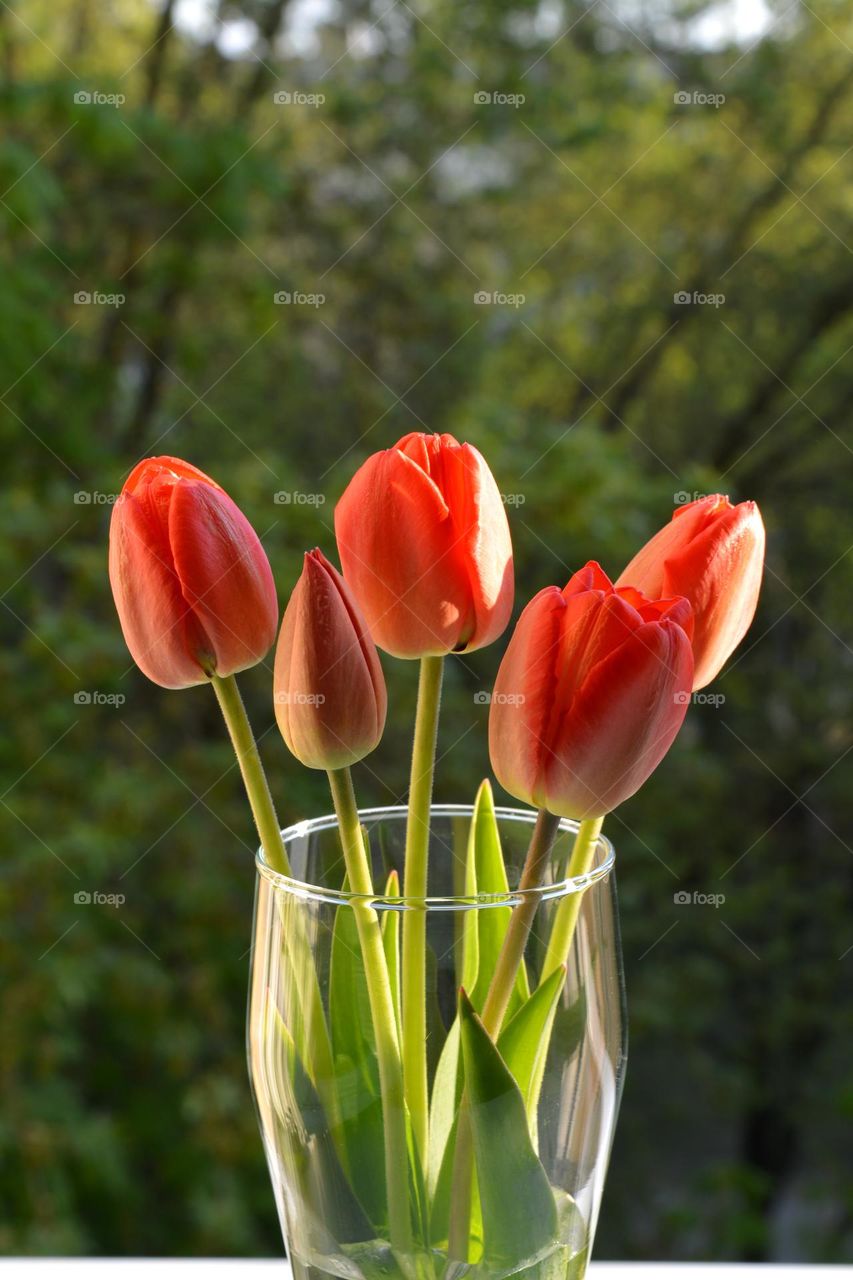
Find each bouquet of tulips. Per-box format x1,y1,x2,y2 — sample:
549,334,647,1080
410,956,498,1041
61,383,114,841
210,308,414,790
109,438,764,1279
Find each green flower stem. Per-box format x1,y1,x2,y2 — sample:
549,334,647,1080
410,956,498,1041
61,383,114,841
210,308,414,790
212,674,340,1145
446,1109,475,1262
211,673,289,876
401,654,444,1165
449,819,605,1259
327,766,413,1257
541,816,605,981
480,807,563,1036
448,806,562,1261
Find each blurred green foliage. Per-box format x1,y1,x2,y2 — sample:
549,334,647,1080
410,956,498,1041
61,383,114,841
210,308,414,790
1,0,851,1260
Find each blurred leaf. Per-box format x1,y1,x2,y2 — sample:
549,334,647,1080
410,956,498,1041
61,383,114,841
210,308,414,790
459,990,557,1269
498,966,566,1137
467,780,529,1015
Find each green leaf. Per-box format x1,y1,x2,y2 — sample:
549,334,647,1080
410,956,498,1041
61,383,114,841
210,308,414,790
381,868,401,1035
498,966,565,1120
427,1017,462,1199
405,1105,432,1251
527,991,585,1151
430,783,542,1217
425,940,445,1082
451,813,471,986
514,1193,588,1280
459,989,558,1269
428,1109,483,1255
428,783,516,1204
273,1009,374,1245
534,992,587,1151
460,811,479,992
330,879,377,1087
551,990,587,1065
329,881,385,1227
467,780,530,1015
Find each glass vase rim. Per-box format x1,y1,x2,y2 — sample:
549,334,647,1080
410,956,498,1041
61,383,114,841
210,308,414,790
256,802,615,910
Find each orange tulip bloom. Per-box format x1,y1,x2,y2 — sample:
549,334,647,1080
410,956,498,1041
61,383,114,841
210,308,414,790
617,495,765,690
489,562,693,820
109,456,277,689
275,549,387,770
334,432,513,658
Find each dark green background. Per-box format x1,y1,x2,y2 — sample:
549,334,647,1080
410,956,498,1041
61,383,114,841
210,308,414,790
1,0,851,1260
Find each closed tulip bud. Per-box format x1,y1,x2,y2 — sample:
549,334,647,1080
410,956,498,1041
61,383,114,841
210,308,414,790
334,431,514,659
617,495,765,690
489,562,694,820
109,456,277,689
275,549,387,770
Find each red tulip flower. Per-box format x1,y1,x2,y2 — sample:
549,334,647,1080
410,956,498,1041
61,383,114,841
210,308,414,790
489,562,693,820
334,432,513,659
109,456,277,689
617,495,765,690
275,549,387,770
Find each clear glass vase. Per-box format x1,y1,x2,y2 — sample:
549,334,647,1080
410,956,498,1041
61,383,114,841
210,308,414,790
248,804,626,1280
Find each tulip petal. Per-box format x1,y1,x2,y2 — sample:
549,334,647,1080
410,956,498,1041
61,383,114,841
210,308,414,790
168,480,278,678
311,553,387,745
124,455,219,495
109,490,211,688
335,433,514,658
618,588,695,642
661,503,764,689
335,447,471,657
275,551,386,770
617,496,728,598
617,495,764,690
562,561,613,597
442,442,514,652
543,618,693,818
489,588,566,808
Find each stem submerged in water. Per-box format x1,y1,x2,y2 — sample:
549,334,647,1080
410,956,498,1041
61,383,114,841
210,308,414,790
327,766,413,1256
481,808,562,1035
401,654,444,1167
448,807,562,1260
541,816,605,980
212,674,340,1142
